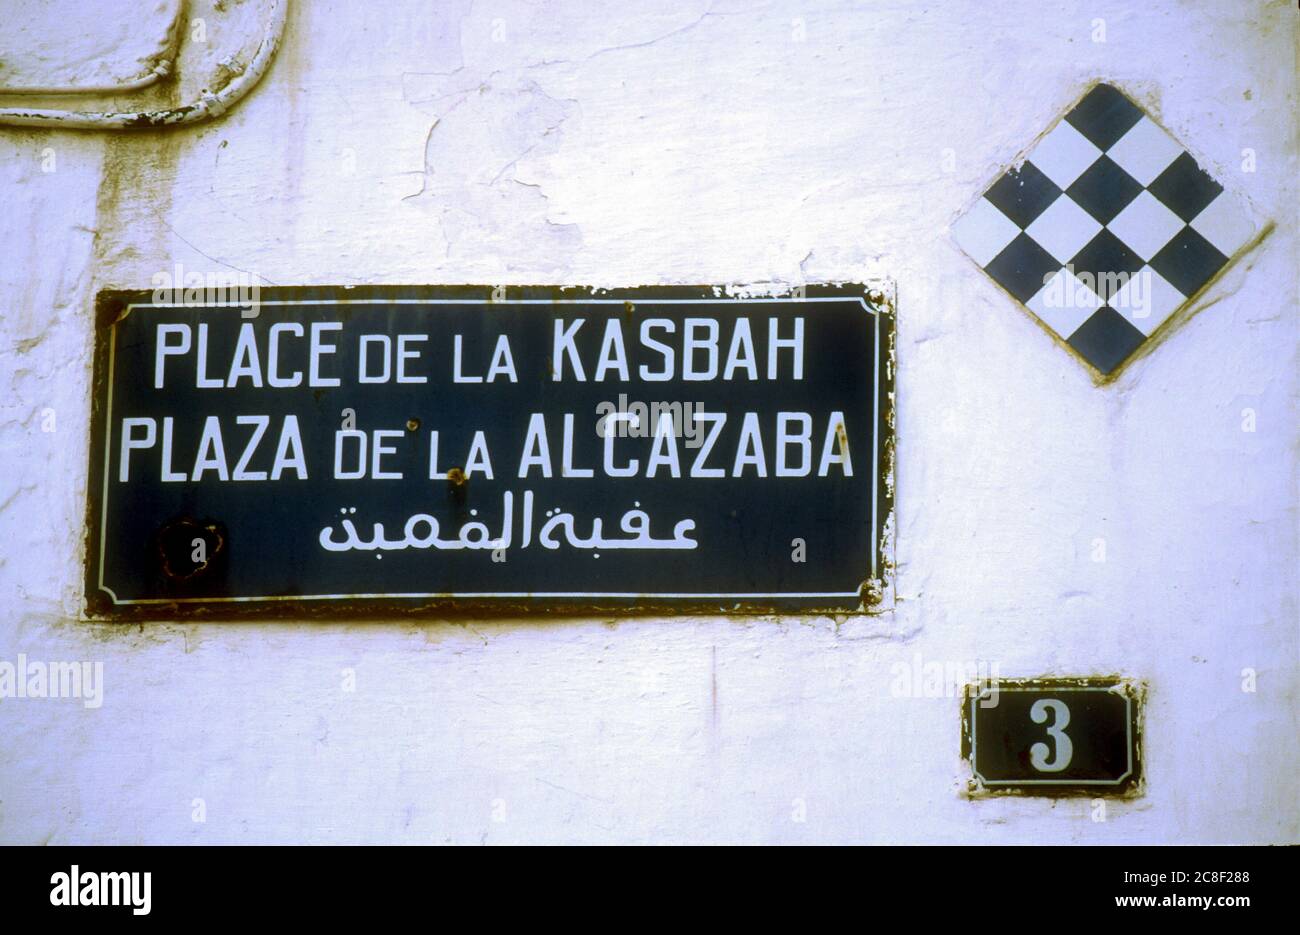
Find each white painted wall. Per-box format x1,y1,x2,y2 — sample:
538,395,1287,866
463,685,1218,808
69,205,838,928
0,0,1295,844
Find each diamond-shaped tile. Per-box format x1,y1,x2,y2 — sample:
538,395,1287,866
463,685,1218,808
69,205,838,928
985,233,1062,303
1029,119,1103,189
1149,226,1228,298
1070,229,1145,304
1026,268,1104,339
1107,190,1185,262
1025,195,1102,265
1065,84,1144,150
1109,266,1185,336
951,197,1021,266
1189,190,1257,257
1067,156,1143,224
951,81,1262,377
1148,151,1223,223
1107,116,1184,186
1067,307,1146,374
984,161,1062,228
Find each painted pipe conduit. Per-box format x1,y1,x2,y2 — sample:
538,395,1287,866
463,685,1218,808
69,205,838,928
0,0,287,129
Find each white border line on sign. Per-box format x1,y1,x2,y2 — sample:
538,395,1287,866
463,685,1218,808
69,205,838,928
98,296,884,605
969,685,1134,786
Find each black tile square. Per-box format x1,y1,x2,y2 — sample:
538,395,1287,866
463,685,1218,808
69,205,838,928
1067,306,1147,374
985,161,1062,228
1064,83,1144,150
1147,151,1224,223
1069,229,1145,303
1066,156,1142,224
985,233,1062,303
1149,226,1228,298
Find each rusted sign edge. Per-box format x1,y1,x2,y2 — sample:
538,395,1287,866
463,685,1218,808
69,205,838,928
82,282,896,622
959,676,1146,799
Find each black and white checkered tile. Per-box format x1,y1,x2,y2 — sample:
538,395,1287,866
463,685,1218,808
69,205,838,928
953,83,1257,375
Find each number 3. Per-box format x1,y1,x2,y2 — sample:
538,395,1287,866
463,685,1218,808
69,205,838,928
1029,699,1073,772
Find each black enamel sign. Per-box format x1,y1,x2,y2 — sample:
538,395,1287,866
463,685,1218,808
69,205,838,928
86,284,893,617
963,679,1143,795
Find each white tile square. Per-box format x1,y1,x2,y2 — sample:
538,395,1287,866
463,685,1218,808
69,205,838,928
1028,119,1103,190
1110,265,1185,335
1107,190,1186,260
1107,116,1184,186
952,196,1021,266
1025,195,1103,264
1190,191,1257,257
1026,268,1104,338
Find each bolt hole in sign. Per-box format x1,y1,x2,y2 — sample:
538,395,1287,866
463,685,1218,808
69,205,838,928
962,678,1143,796
85,284,894,619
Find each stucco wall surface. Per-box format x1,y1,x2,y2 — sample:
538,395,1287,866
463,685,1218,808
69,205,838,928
0,0,1295,843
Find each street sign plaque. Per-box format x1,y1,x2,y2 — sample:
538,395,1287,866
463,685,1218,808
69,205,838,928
85,284,893,618
962,678,1143,795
